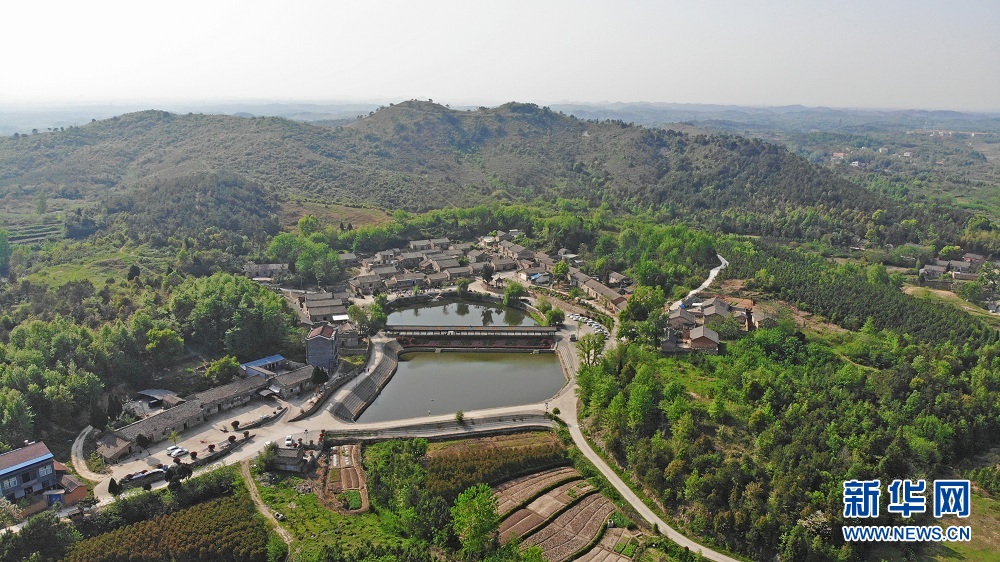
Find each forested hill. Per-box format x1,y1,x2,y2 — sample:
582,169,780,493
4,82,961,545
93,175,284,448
0,101,969,243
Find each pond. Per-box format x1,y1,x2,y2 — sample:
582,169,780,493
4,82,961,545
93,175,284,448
386,299,537,327
356,351,564,423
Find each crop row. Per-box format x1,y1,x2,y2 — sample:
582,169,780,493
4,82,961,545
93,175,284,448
494,466,580,517
425,440,568,501
64,496,270,562
499,479,595,541
575,528,632,562
523,494,616,562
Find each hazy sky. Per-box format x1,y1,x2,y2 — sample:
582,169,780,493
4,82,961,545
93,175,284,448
3,0,998,111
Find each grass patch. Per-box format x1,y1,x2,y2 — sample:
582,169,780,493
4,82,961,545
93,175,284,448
256,474,403,561
338,490,363,510
921,493,1000,562
903,285,1000,329
279,200,391,230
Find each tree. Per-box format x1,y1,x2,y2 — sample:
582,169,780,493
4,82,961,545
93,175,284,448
503,282,527,306
544,308,565,326
552,260,569,283
311,366,329,385
205,356,240,384
481,262,495,285
451,483,500,560
0,497,22,527
145,327,184,367
576,333,606,367
168,430,181,446
0,228,10,277
298,214,320,236
108,477,122,496
127,264,141,281
457,278,471,295
456,410,465,423
939,245,963,260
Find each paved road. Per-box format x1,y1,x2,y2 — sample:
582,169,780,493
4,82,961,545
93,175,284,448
54,253,740,560
70,425,105,482
670,254,729,310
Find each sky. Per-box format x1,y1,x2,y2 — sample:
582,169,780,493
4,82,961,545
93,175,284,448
2,0,999,111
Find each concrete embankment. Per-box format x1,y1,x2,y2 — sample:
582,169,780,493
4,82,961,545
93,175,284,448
332,341,402,421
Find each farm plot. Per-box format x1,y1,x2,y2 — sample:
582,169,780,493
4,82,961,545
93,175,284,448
494,466,580,517
575,527,635,562
499,479,595,541
522,494,617,562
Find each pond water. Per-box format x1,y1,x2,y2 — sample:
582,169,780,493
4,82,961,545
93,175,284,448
356,351,564,423
386,299,537,327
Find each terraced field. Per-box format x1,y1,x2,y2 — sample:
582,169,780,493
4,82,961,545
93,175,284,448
521,494,617,562
494,466,580,517
576,527,636,562
499,479,596,541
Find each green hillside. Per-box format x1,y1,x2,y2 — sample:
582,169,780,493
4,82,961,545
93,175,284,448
0,101,971,245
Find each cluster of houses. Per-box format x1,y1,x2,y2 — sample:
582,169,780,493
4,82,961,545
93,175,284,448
95,324,344,463
919,252,988,281
245,231,637,317
1,441,87,514
662,297,777,354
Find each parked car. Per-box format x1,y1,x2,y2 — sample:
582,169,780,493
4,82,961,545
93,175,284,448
165,445,180,454
284,435,294,447
168,448,188,458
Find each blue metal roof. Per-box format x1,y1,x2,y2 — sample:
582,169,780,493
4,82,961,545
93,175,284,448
0,453,54,478
240,355,285,369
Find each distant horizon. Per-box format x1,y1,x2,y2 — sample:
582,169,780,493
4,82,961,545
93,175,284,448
2,97,998,115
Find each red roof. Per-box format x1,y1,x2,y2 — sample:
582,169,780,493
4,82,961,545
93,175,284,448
0,442,53,474
307,323,336,340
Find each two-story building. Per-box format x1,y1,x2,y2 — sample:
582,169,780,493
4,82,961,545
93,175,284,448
0,442,58,504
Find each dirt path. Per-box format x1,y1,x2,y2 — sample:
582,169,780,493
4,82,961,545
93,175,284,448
240,460,293,546
70,425,105,483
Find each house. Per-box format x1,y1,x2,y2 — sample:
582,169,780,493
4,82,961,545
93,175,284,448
338,253,359,267
964,252,987,265
500,242,534,261
668,308,698,330
371,265,399,279
529,273,551,285
491,257,517,272
51,465,87,508
953,272,979,281
337,322,363,352
192,376,269,416
273,447,307,473
430,238,451,250
687,326,720,351
432,258,461,272
96,432,134,463
569,269,592,288
386,272,425,290
113,400,206,446
608,272,631,287
451,242,473,253
272,366,317,399
241,355,287,377
948,260,972,274
496,230,513,242
349,274,382,294
304,303,349,324
467,250,489,263
702,305,731,322
0,442,58,505
445,266,472,280
583,279,626,310
397,252,425,269
409,240,432,251
306,323,341,373
752,312,778,330
519,267,547,283
374,250,397,264
919,265,947,280
533,252,556,271
425,272,449,287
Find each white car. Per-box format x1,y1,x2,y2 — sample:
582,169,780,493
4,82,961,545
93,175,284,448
284,435,294,447
168,448,188,458
165,445,180,454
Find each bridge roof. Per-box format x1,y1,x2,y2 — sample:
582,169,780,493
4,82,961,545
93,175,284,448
385,325,557,334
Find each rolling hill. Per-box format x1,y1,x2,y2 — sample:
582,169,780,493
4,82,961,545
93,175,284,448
0,100,970,243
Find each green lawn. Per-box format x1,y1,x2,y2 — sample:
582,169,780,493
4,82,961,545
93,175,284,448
256,474,404,562
904,286,1000,329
